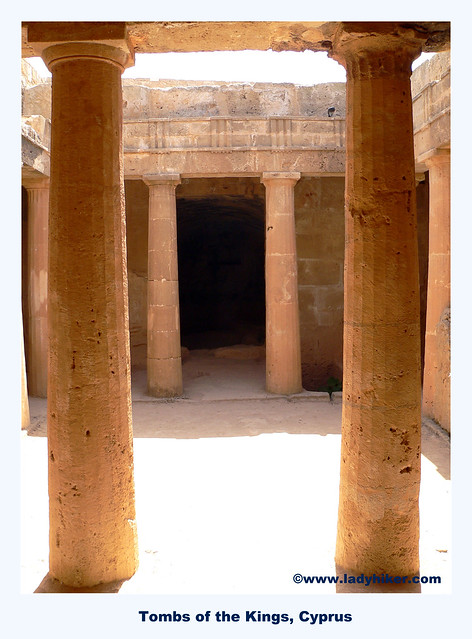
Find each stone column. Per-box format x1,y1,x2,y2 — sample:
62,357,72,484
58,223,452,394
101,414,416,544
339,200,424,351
21,330,30,430
143,174,183,397
261,172,302,394
423,149,450,431
34,32,138,587
330,24,426,577
23,177,49,397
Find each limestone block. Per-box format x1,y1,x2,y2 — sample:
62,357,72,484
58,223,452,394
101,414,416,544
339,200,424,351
296,84,346,119
315,287,344,312
21,59,44,89
296,234,315,259
258,86,295,116
149,86,219,118
294,209,315,235
125,122,152,150
411,51,450,98
297,259,341,286
128,271,147,344
21,135,50,176
123,84,150,119
312,230,345,258
414,111,450,161
22,114,51,148
22,82,52,119
298,287,317,322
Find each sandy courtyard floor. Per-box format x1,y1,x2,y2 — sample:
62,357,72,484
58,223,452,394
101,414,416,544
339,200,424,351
21,351,451,594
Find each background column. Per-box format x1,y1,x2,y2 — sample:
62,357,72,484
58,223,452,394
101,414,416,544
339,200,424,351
330,23,426,578
423,149,450,431
261,172,302,395
143,174,183,397
37,33,138,587
23,177,49,397
21,329,30,430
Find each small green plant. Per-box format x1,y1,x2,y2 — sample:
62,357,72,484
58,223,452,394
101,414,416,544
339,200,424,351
317,376,342,398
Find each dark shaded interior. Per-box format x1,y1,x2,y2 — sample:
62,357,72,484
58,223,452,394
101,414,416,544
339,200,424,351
177,196,265,349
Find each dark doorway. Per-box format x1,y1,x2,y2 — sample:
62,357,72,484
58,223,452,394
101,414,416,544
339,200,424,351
177,196,265,350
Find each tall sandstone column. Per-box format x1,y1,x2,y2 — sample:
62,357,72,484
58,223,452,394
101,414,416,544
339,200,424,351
261,172,302,395
330,24,426,577
423,149,450,431
32,26,139,586
23,177,49,397
143,174,183,397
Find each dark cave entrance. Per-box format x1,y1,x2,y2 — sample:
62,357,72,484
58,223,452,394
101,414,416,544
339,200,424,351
177,195,265,350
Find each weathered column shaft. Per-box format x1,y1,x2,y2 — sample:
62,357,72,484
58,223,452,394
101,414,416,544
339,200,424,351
261,172,302,395
423,150,450,430
21,329,30,430
24,178,49,397
331,24,425,576
40,37,138,587
144,174,183,397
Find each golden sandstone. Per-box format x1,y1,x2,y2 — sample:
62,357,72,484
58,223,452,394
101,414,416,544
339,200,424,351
21,21,450,588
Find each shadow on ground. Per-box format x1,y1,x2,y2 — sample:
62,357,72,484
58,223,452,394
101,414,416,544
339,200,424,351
35,573,128,593
421,417,450,480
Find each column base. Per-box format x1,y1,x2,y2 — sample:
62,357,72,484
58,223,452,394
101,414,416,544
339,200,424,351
266,374,303,396
147,357,183,397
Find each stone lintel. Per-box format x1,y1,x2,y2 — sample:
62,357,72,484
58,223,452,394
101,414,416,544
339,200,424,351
143,173,181,187
422,146,451,167
22,175,50,190
21,139,50,178
22,22,450,57
125,171,344,180
124,148,346,178
416,146,450,172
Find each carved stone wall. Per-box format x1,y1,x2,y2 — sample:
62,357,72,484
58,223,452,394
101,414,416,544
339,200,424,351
21,52,449,398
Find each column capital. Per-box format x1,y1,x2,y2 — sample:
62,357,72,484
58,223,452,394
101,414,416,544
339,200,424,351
415,173,426,186
329,22,427,78
143,173,181,188
261,171,300,186
22,176,50,190
26,22,134,70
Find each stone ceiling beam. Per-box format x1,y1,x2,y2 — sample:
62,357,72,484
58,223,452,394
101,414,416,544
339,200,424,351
22,21,450,59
